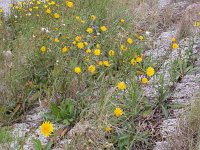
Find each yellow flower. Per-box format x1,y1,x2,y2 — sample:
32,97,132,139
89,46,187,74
98,61,103,66
96,44,100,49
54,13,60,19
86,27,93,34
40,121,54,137
40,46,46,52
94,49,101,56
84,42,88,46
141,77,148,84
0,8,3,13
136,56,142,63
54,38,59,43
171,37,176,43
75,16,80,20
75,36,81,41
91,15,96,21
77,42,84,49
172,43,179,49
131,58,136,65
194,21,200,27
120,44,127,51
74,67,81,74
127,38,133,44
109,50,115,56
114,107,123,117
105,126,112,132
81,20,85,24
100,26,107,32
62,46,69,53
139,36,144,41
86,49,91,53
46,8,51,14
120,19,125,23
103,61,110,67
146,67,155,77
66,1,74,8
88,65,96,74
117,82,126,90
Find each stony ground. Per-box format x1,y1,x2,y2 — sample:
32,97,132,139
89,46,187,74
0,0,200,149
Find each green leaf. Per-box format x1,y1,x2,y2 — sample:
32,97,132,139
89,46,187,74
44,141,53,150
33,139,42,150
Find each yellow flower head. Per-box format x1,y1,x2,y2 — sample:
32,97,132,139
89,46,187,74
74,67,81,74
109,50,115,56
66,1,74,8
54,13,60,19
171,37,176,43
120,44,127,51
94,49,101,56
120,19,125,23
131,58,136,65
96,44,100,49
103,61,110,67
136,56,142,63
86,27,93,34
88,65,96,74
98,61,103,66
77,42,84,49
40,121,54,137
194,21,200,27
105,126,112,132
100,26,107,32
141,77,148,84
146,67,155,77
40,46,46,53
54,38,59,43
114,107,123,117
46,8,51,14
127,38,133,44
172,43,179,49
139,36,144,41
86,49,91,53
62,46,69,53
117,82,126,90
0,8,3,13
91,15,96,21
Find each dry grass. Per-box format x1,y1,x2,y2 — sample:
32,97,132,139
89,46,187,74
166,94,200,150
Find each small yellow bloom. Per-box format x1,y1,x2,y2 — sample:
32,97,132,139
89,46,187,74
54,38,59,43
109,50,115,56
141,77,148,84
131,58,136,65
91,15,96,21
120,44,127,51
120,19,125,23
54,13,60,19
100,26,107,32
117,82,126,90
75,16,80,20
81,20,85,24
94,49,101,56
40,121,54,137
66,1,74,8
62,46,69,53
74,67,81,74
77,42,84,49
171,37,176,43
86,27,93,34
75,36,81,41
194,21,200,27
139,36,144,41
136,56,142,63
114,107,123,117
46,8,51,14
105,126,112,132
172,43,179,49
96,44,100,49
40,46,46,52
103,61,110,67
98,61,103,66
86,49,91,53
84,42,88,46
146,67,155,77
88,65,96,74
127,38,133,44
